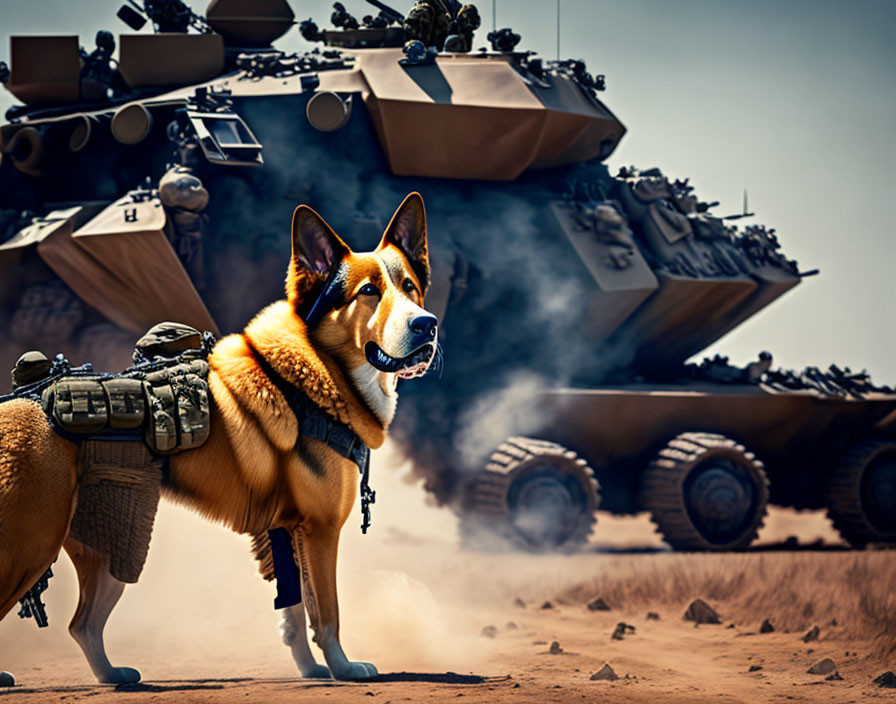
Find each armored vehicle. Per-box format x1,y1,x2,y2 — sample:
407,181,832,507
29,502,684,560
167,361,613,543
1,0,894,553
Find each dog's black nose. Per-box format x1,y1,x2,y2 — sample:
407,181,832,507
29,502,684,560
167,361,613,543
409,315,438,339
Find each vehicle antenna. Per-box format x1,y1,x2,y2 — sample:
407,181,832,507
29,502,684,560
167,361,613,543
556,0,561,60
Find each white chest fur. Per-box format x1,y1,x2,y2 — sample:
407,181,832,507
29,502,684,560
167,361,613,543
350,364,397,426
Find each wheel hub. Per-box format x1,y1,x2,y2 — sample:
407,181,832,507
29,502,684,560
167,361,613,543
507,465,588,548
684,461,757,545
862,454,896,533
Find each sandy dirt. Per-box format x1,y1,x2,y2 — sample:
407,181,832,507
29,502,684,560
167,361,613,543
1,443,894,703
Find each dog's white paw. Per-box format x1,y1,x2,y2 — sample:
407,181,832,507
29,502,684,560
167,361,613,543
98,667,141,684
332,661,378,680
0,671,15,687
300,664,331,679
357,662,378,677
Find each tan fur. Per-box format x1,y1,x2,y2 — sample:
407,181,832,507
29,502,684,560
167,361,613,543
0,193,434,683
0,400,80,618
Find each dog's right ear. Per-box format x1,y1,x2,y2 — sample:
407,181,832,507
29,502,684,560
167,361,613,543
286,205,351,312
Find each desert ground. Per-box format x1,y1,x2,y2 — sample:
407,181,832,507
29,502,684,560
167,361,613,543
1,442,894,704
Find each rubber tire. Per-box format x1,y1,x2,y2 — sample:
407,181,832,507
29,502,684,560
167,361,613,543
460,437,599,553
826,438,896,547
642,432,769,551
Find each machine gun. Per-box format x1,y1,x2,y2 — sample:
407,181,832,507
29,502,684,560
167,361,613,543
365,0,405,25
18,565,53,628
117,0,212,34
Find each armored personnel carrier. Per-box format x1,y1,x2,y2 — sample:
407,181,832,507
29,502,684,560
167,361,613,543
1,0,894,553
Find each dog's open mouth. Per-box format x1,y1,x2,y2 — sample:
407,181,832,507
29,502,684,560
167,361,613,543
365,342,434,379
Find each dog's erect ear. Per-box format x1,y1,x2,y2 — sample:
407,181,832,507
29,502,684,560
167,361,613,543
378,192,430,294
286,205,351,310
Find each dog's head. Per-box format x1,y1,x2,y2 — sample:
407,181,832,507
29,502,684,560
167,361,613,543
286,192,438,386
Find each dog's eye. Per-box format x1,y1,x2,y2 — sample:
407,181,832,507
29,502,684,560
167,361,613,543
358,283,380,297
402,278,417,295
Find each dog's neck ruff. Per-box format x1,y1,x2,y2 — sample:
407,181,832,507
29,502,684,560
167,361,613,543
247,342,376,534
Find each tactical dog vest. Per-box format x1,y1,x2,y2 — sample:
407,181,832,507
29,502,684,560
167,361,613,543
31,323,213,454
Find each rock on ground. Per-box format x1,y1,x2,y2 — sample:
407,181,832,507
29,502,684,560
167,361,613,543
802,625,820,642
807,658,837,675
646,612,660,620
548,641,563,655
683,599,721,625
480,625,497,638
591,664,619,681
0,672,14,687
874,671,896,688
587,597,611,611
760,619,774,633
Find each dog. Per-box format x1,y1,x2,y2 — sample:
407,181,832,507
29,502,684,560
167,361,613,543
0,192,437,684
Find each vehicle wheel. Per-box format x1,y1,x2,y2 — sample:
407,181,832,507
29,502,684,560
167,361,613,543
460,437,600,552
642,432,769,551
826,438,896,547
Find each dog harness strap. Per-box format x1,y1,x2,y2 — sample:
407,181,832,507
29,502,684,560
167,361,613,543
268,527,303,608
302,266,345,329
246,341,375,533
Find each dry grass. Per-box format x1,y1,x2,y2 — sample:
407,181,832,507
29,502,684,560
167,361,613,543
559,551,896,662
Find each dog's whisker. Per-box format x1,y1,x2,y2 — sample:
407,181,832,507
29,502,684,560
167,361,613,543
426,342,444,378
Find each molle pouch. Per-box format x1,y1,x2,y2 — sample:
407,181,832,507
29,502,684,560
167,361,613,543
142,359,211,453
171,360,210,450
44,378,108,432
102,377,146,429
143,376,178,453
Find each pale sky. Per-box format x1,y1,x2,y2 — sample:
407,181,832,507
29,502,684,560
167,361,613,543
2,0,896,381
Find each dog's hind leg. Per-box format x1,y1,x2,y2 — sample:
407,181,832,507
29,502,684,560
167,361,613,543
280,603,331,678
63,538,140,684
294,523,378,681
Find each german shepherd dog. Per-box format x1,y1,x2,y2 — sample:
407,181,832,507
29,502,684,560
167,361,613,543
0,193,437,684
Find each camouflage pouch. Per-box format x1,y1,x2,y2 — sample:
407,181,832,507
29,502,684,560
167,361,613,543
143,359,210,453
170,359,210,450
44,377,109,433
103,377,145,429
143,373,178,453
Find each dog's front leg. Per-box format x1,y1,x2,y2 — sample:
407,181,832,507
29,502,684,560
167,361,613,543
294,523,377,680
280,601,330,678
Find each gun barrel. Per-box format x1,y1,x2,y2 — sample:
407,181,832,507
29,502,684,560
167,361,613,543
365,0,405,23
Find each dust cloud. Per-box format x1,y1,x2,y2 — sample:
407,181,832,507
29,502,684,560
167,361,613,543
0,442,488,679
0,432,853,684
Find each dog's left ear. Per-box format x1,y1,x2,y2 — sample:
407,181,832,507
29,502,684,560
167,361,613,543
287,205,351,312
379,192,430,294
